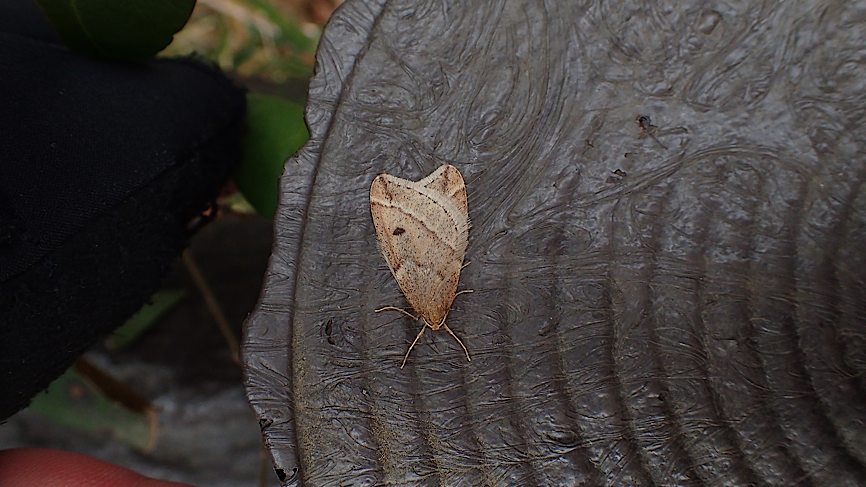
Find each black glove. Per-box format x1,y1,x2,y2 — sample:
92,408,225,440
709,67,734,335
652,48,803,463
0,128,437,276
0,0,247,420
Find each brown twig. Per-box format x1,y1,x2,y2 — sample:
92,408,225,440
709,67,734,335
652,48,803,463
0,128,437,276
182,250,241,365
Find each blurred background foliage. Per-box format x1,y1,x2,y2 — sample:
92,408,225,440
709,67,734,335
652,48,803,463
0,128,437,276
163,0,342,217
165,0,326,82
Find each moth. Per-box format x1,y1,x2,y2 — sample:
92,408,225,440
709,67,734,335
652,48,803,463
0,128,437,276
370,164,472,368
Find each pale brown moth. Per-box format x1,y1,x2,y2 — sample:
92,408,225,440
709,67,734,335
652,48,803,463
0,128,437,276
370,164,472,368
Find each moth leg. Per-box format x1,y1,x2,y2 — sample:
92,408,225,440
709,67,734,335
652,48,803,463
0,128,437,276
375,306,418,321
442,323,471,363
461,261,471,270
401,324,427,369
454,289,474,298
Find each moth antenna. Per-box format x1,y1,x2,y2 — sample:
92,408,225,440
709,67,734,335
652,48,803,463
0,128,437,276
401,325,427,369
442,323,471,362
454,289,474,297
375,306,419,321
461,260,471,270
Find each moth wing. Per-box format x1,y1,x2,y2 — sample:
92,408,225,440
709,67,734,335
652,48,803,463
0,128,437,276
370,174,408,277
379,259,457,328
416,164,469,325
419,164,468,215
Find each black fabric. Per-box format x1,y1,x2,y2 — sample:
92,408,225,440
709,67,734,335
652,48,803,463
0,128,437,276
0,2,246,420
0,0,61,43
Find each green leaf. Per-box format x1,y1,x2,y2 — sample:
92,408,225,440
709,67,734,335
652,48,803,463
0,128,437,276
36,0,196,60
236,93,309,218
29,366,156,451
104,289,187,351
